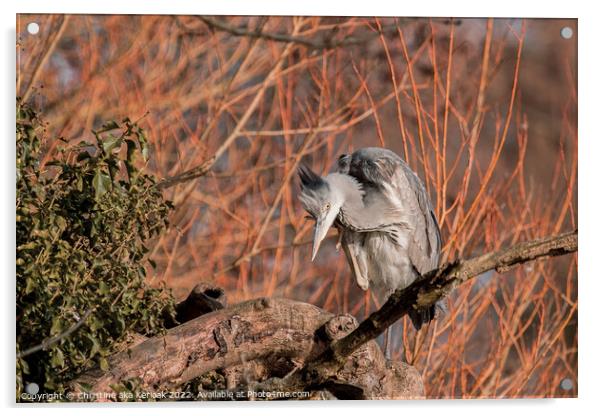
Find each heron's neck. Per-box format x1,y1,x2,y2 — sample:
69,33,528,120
328,174,374,231
337,176,364,205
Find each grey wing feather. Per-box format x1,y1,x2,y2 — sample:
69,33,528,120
347,148,399,186
336,149,408,230
399,162,441,274
346,148,441,275
335,154,351,174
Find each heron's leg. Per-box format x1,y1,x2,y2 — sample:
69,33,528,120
383,327,392,361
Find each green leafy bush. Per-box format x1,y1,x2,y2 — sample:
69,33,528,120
16,101,175,398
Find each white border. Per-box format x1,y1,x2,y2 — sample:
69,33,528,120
2,1,600,415
8,0,581,17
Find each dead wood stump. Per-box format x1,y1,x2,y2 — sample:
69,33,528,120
71,292,424,400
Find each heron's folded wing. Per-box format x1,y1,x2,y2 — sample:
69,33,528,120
398,163,441,274
347,148,441,274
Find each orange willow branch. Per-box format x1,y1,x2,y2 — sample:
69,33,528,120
254,229,577,395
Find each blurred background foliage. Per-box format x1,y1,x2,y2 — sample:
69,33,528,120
16,15,577,398
16,101,175,397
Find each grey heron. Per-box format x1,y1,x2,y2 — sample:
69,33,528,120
298,147,442,356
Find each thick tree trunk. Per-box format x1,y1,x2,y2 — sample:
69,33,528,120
71,296,423,400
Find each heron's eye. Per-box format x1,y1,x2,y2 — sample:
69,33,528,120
324,203,331,211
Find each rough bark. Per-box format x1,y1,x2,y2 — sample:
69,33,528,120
71,297,423,400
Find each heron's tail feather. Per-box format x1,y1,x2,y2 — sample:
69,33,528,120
408,300,447,331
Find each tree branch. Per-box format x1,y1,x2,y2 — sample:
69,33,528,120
20,15,71,103
70,298,423,400
258,229,578,394
68,230,577,400
156,19,302,191
17,308,94,359
195,16,378,50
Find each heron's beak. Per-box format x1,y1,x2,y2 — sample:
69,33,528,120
311,217,330,261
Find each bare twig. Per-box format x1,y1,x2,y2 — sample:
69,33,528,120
21,15,71,103
17,308,94,359
196,16,377,50
256,230,578,394
156,69,418,190
156,19,302,190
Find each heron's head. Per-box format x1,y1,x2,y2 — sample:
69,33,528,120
298,165,344,261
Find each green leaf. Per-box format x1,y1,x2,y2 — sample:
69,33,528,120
87,334,101,358
102,135,122,154
55,216,67,232
51,348,64,368
141,142,149,161
99,281,110,295
25,277,36,294
16,102,176,395
89,316,103,332
92,169,112,200
77,382,92,393
99,357,109,371
17,242,37,251
116,316,125,333
98,120,120,133
50,317,63,336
